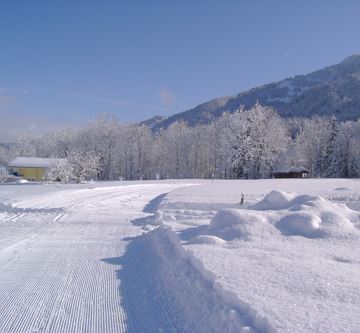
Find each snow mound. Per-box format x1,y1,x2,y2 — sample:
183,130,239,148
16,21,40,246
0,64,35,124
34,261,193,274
252,191,359,238
188,235,226,245
208,209,268,241
290,196,356,235
276,212,322,237
251,190,296,210
320,211,354,234
206,191,360,241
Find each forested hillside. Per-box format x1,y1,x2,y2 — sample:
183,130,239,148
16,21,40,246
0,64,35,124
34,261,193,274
154,55,360,129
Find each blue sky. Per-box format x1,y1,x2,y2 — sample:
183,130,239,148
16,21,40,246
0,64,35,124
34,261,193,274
0,1,360,140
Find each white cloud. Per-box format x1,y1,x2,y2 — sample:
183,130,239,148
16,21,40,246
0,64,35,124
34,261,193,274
159,87,176,106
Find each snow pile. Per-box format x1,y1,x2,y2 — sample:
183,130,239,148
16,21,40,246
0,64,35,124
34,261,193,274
251,190,296,210
207,210,269,241
276,212,322,237
257,191,359,237
204,191,360,241
141,226,276,333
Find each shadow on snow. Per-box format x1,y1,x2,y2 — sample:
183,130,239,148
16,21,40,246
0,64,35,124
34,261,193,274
101,234,186,333
142,193,168,214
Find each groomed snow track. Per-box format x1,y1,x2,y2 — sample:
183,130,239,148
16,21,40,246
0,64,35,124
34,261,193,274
118,226,276,333
0,183,274,333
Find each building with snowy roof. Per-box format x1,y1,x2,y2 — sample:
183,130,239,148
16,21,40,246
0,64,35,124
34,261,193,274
9,157,66,181
272,167,309,179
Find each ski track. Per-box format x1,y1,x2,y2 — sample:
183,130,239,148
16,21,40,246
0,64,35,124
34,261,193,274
0,184,191,333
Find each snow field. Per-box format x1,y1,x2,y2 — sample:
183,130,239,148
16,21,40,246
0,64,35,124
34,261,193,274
1,179,360,332
156,179,360,333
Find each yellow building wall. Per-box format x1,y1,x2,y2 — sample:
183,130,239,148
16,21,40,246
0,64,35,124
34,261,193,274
17,167,46,181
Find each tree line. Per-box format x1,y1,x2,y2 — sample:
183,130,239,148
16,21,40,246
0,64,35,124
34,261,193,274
1,104,360,182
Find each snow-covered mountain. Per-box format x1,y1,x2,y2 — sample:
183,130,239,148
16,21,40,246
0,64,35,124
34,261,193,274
139,115,166,129
153,55,360,129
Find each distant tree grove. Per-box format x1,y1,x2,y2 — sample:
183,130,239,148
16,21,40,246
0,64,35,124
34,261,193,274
1,104,360,182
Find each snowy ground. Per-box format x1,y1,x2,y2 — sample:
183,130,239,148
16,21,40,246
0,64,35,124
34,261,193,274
157,179,360,333
1,179,360,332
0,181,193,333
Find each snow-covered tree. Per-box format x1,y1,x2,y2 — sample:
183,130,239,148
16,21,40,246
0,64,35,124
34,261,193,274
68,150,101,182
218,104,288,179
5,107,360,181
46,159,74,183
80,114,120,180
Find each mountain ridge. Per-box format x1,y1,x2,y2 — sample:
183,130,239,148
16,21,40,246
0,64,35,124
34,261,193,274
152,55,360,129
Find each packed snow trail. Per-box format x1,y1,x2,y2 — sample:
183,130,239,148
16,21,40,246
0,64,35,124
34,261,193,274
0,184,184,333
0,182,267,333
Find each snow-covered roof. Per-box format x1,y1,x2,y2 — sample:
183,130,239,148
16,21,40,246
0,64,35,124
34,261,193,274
273,166,309,174
9,157,66,168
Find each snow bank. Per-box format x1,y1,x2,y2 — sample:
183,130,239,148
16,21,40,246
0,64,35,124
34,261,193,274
204,191,360,241
251,190,296,210
142,227,276,333
260,191,358,237
208,210,269,241
276,212,322,237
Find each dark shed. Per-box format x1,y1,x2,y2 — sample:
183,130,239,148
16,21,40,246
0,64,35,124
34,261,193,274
272,167,310,179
